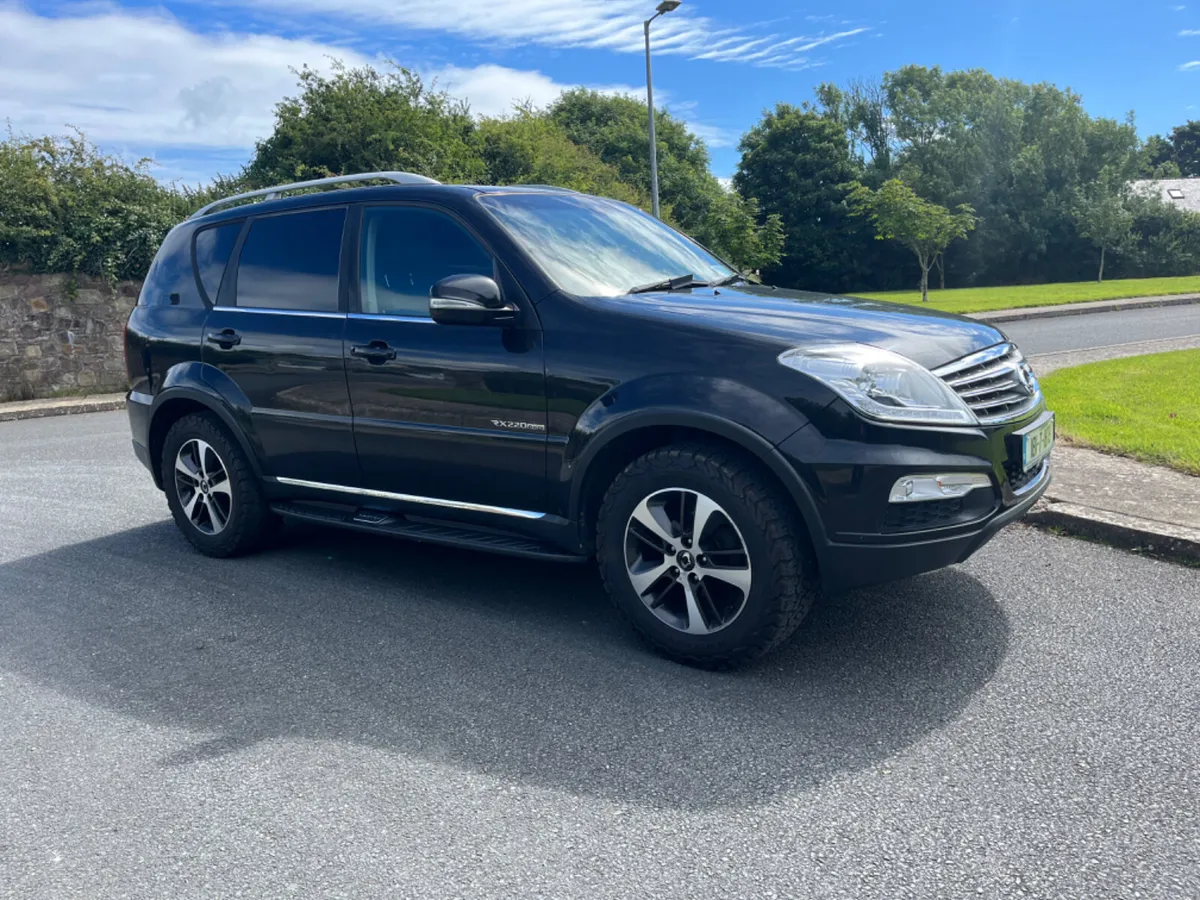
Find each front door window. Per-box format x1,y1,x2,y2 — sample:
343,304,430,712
360,207,493,317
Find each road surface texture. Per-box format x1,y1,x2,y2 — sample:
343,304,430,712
2,412,1198,900
1002,302,1200,355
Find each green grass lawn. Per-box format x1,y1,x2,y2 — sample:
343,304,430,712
1039,350,1200,476
856,275,1200,315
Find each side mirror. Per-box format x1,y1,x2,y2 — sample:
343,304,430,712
430,274,517,326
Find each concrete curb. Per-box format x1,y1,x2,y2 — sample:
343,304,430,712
1025,499,1200,566
0,395,126,423
970,293,1200,324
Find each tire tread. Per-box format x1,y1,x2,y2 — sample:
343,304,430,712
596,442,815,668
162,412,275,558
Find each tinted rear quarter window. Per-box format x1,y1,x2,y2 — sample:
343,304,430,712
138,225,200,307
193,222,243,304
235,208,346,311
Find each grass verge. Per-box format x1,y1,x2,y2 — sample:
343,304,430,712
1038,349,1200,475
856,275,1200,315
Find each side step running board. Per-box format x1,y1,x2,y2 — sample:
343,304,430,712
271,501,586,563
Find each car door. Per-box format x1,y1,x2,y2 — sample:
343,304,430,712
201,205,359,485
343,203,547,513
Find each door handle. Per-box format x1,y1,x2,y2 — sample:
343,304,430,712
351,341,397,364
206,328,241,348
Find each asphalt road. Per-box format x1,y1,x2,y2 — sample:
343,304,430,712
2,412,1198,899
1002,302,1200,355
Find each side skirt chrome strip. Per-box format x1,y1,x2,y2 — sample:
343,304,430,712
274,477,547,520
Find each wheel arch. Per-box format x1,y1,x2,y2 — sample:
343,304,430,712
570,410,827,561
148,374,261,489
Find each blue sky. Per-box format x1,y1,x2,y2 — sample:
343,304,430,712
2,1,1197,186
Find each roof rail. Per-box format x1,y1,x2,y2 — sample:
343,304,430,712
512,184,577,192
189,171,440,219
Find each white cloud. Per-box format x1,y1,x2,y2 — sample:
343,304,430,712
685,122,740,149
221,0,866,70
0,5,685,178
1182,60,1200,69
431,65,640,117
1182,29,1200,35
0,5,370,149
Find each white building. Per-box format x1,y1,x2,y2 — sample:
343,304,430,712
1130,177,1200,214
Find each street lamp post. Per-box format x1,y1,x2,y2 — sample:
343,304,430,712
644,0,680,219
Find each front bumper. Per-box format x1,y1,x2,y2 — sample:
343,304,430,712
776,400,1052,592
816,460,1049,590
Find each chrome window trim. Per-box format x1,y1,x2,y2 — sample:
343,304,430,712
347,312,434,325
275,477,546,520
217,307,346,319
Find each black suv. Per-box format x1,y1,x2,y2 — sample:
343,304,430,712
125,171,1053,667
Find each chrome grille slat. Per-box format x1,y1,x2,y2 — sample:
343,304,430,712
946,360,1019,388
933,343,1042,425
959,379,1021,399
972,393,1028,412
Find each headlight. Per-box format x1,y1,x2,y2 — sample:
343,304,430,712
778,343,978,426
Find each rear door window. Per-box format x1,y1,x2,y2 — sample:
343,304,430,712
235,208,346,312
360,206,493,317
193,222,242,304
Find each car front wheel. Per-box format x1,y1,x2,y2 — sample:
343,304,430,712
596,443,816,668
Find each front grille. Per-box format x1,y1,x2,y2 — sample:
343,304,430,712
883,498,964,531
932,343,1042,425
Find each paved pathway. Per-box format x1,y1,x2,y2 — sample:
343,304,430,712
0,392,124,422
971,292,1200,323
1029,335,1200,375
1002,301,1200,356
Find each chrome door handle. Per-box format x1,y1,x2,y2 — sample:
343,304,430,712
206,329,241,348
350,341,397,364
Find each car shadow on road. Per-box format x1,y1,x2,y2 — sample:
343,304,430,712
0,521,1010,811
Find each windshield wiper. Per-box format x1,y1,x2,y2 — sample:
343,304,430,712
628,273,706,294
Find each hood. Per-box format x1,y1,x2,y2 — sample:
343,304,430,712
604,284,1004,370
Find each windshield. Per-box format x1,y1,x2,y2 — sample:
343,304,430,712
477,192,735,297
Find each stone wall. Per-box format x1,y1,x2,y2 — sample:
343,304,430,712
0,273,141,402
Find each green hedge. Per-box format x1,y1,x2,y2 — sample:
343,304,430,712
0,132,193,281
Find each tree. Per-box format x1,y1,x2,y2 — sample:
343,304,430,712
872,66,1140,286
734,103,886,292
246,62,485,187
1170,120,1200,177
0,131,185,280
1072,184,1135,282
815,77,892,172
848,179,977,301
474,108,645,206
549,89,782,271
1141,134,1181,178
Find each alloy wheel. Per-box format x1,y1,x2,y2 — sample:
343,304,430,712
174,438,232,535
623,488,752,635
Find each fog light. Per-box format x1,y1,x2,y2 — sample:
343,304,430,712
888,473,992,503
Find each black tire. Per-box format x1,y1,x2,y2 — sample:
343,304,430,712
161,412,277,558
596,442,817,669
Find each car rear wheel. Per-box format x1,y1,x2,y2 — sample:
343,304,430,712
162,412,277,557
596,442,817,668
